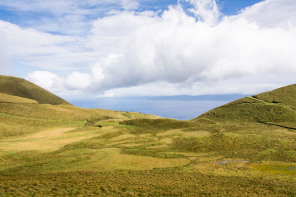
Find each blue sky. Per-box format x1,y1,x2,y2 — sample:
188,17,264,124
1,0,296,98
0,0,262,34
219,0,262,15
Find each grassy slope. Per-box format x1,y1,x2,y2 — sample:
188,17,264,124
1,171,295,196
196,84,296,125
0,79,295,196
0,103,159,139
0,112,295,196
256,84,296,107
0,93,38,104
0,75,70,105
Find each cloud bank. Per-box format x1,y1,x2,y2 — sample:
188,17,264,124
1,0,296,97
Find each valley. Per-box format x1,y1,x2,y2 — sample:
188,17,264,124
0,76,295,196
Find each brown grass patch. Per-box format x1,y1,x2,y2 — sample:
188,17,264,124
0,127,102,152
71,148,190,171
156,129,210,137
0,93,38,104
109,134,136,142
120,143,144,148
147,144,169,149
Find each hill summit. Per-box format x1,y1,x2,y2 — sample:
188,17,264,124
0,75,71,105
196,84,296,124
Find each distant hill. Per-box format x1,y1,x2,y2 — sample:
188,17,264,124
0,75,71,105
195,84,296,124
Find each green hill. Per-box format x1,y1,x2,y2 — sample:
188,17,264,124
0,75,70,105
196,84,296,124
255,84,296,107
0,75,161,138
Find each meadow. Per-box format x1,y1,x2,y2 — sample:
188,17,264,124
0,76,295,196
0,103,295,196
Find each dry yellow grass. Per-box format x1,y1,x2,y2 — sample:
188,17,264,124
109,133,137,142
120,143,144,148
139,134,151,138
0,127,102,152
198,155,224,162
147,144,169,149
106,140,131,146
159,138,173,144
165,152,210,157
0,93,38,104
69,148,190,172
0,103,160,122
156,129,210,137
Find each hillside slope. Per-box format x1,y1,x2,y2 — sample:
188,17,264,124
0,75,70,105
0,93,38,104
0,75,160,138
196,84,296,124
0,77,295,196
255,84,296,107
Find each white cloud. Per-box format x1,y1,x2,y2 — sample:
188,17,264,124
0,30,12,75
0,0,141,35
181,0,221,25
0,20,97,71
121,0,139,10
83,1,296,95
1,0,296,97
236,0,296,29
64,71,92,90
26,71,63,92
101,77,289,97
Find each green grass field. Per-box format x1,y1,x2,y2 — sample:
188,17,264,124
0,110,295,196
0,77,296,196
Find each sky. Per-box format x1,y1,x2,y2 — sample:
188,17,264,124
1,0,296,99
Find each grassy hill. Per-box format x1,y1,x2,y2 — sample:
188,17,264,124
255,84,296,107
0,77,295,196
0,75,70,105
195,84,296,125
0,93,38,104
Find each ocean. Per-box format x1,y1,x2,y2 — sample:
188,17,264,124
69,95,246,120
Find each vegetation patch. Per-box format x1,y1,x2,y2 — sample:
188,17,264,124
85,116,114,126
121,147,185,159
156,129,210,137
67,148,190,172
171,132,296,162
196,84,296,123
251,162,296,175
199,103,296,122
95,131,123,140
63,140,105,150
120,118,197,134
0,170,295,196
0,127,105,153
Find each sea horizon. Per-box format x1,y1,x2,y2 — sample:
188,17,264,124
69,94,247,120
